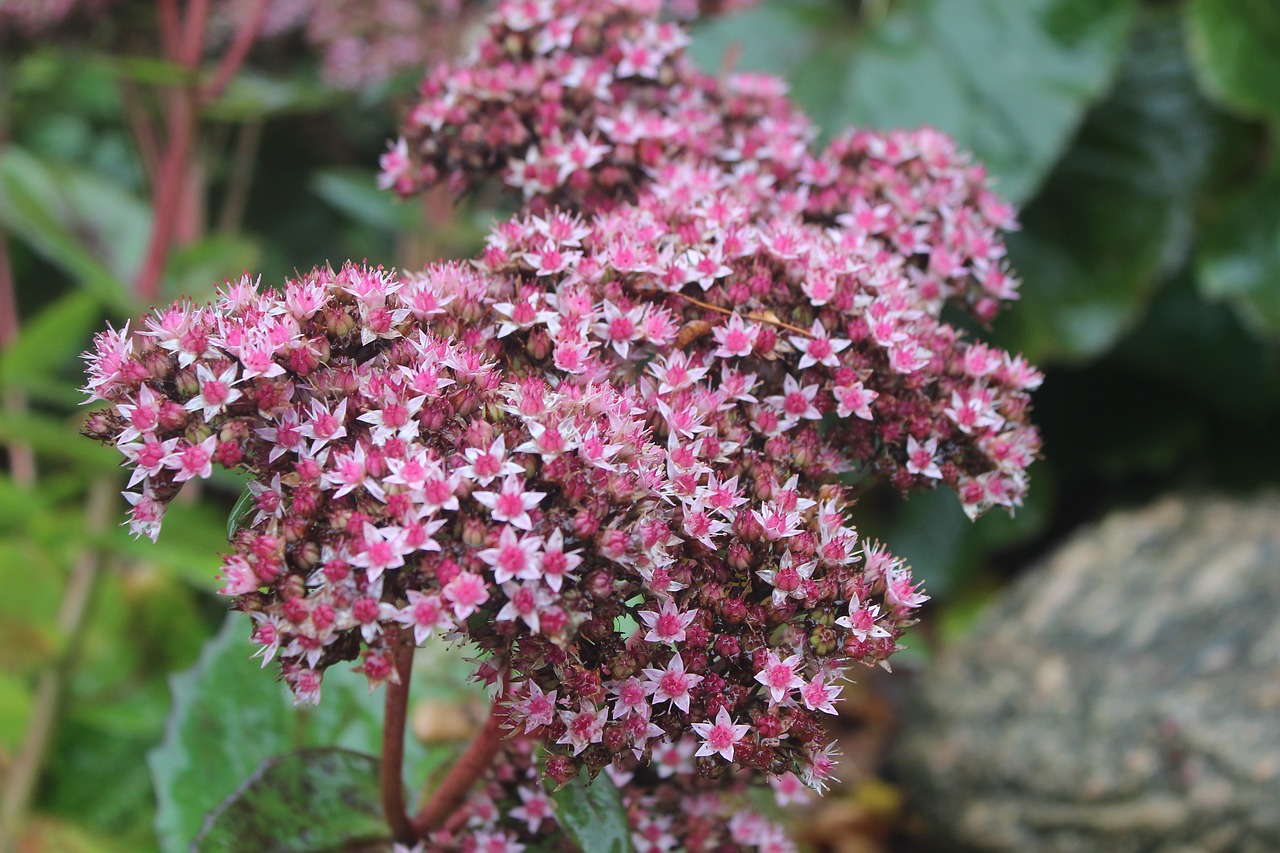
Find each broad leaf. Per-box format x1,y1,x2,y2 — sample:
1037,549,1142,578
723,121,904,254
1185,0,1280,124
150,616,435,853
226,488,256,540
193,749,388,853
694,0,1135,203
548,770,632,853
841,0,1135,202
690,1,862,132
999,13,1236,362
1196,171,1280,336
203,71,342,122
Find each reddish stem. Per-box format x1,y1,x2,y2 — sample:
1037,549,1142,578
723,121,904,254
136,85,196,301
136,0,266,300
158,0,182,60
411,703,507,836
119,80,162,186
380,642,417,845
203,0,269,101
179,0,210,66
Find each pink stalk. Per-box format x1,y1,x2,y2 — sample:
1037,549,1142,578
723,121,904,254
136,0,267,301
411,704,507,836
380,642,418,845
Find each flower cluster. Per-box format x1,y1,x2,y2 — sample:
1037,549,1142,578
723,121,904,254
83,0,1039,848
385,0,1040,514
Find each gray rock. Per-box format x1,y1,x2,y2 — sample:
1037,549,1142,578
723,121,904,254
895,494,1280,853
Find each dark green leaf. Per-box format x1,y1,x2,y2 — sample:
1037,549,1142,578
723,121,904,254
0,146,144,312
1185,0,1280,124
999,13,1235,361
202,71,343,122
690,1,862,130
0,409,118,468
0,669,33,748
193,749,388,853
842,0,1134,202
312,168,422,233
1197,171,1280,335
104,55,199,88
548,770,632,853
694,0,1134,202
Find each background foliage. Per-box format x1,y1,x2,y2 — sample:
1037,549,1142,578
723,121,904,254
0,0,1277,849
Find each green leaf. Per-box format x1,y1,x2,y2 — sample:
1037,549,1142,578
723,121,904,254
193,749,388,853
312,168,423,233
0,669,33,748
0,146,144,312
104,55,199,88
150,616,435,853
0,291,102,393
847,0,1135,202
1185,0,1280,124
690,1,863,129
164,233,262,303
1197,171,1280,336
202,71,344,122
227,488,256,540
999,13,1235,362
548,770,632,853
0,409,118,469
694,0,1134,203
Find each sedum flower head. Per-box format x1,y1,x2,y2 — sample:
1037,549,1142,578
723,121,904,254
83,0,1038,848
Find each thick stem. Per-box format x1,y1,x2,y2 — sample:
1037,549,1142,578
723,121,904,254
411,703,507,836
380,642,417,845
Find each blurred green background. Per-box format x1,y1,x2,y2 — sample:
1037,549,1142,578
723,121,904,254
1,0,1278,850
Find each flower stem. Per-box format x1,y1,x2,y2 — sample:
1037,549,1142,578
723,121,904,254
411,702,507,836
380,641,417,845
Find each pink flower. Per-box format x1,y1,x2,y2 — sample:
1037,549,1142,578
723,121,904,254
691,706,750,762
755,650,804,705
537,528,582,592
167,435,218,482
906,436,943,479
478,526,543,585
442,570,489,620
711,313,759,359
557,702,608,755
643,652,703,714
513,680,559,733
790,320,850,370
638,599,698,645
473,475,546,531
395,590,453,644
458,434,523,485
